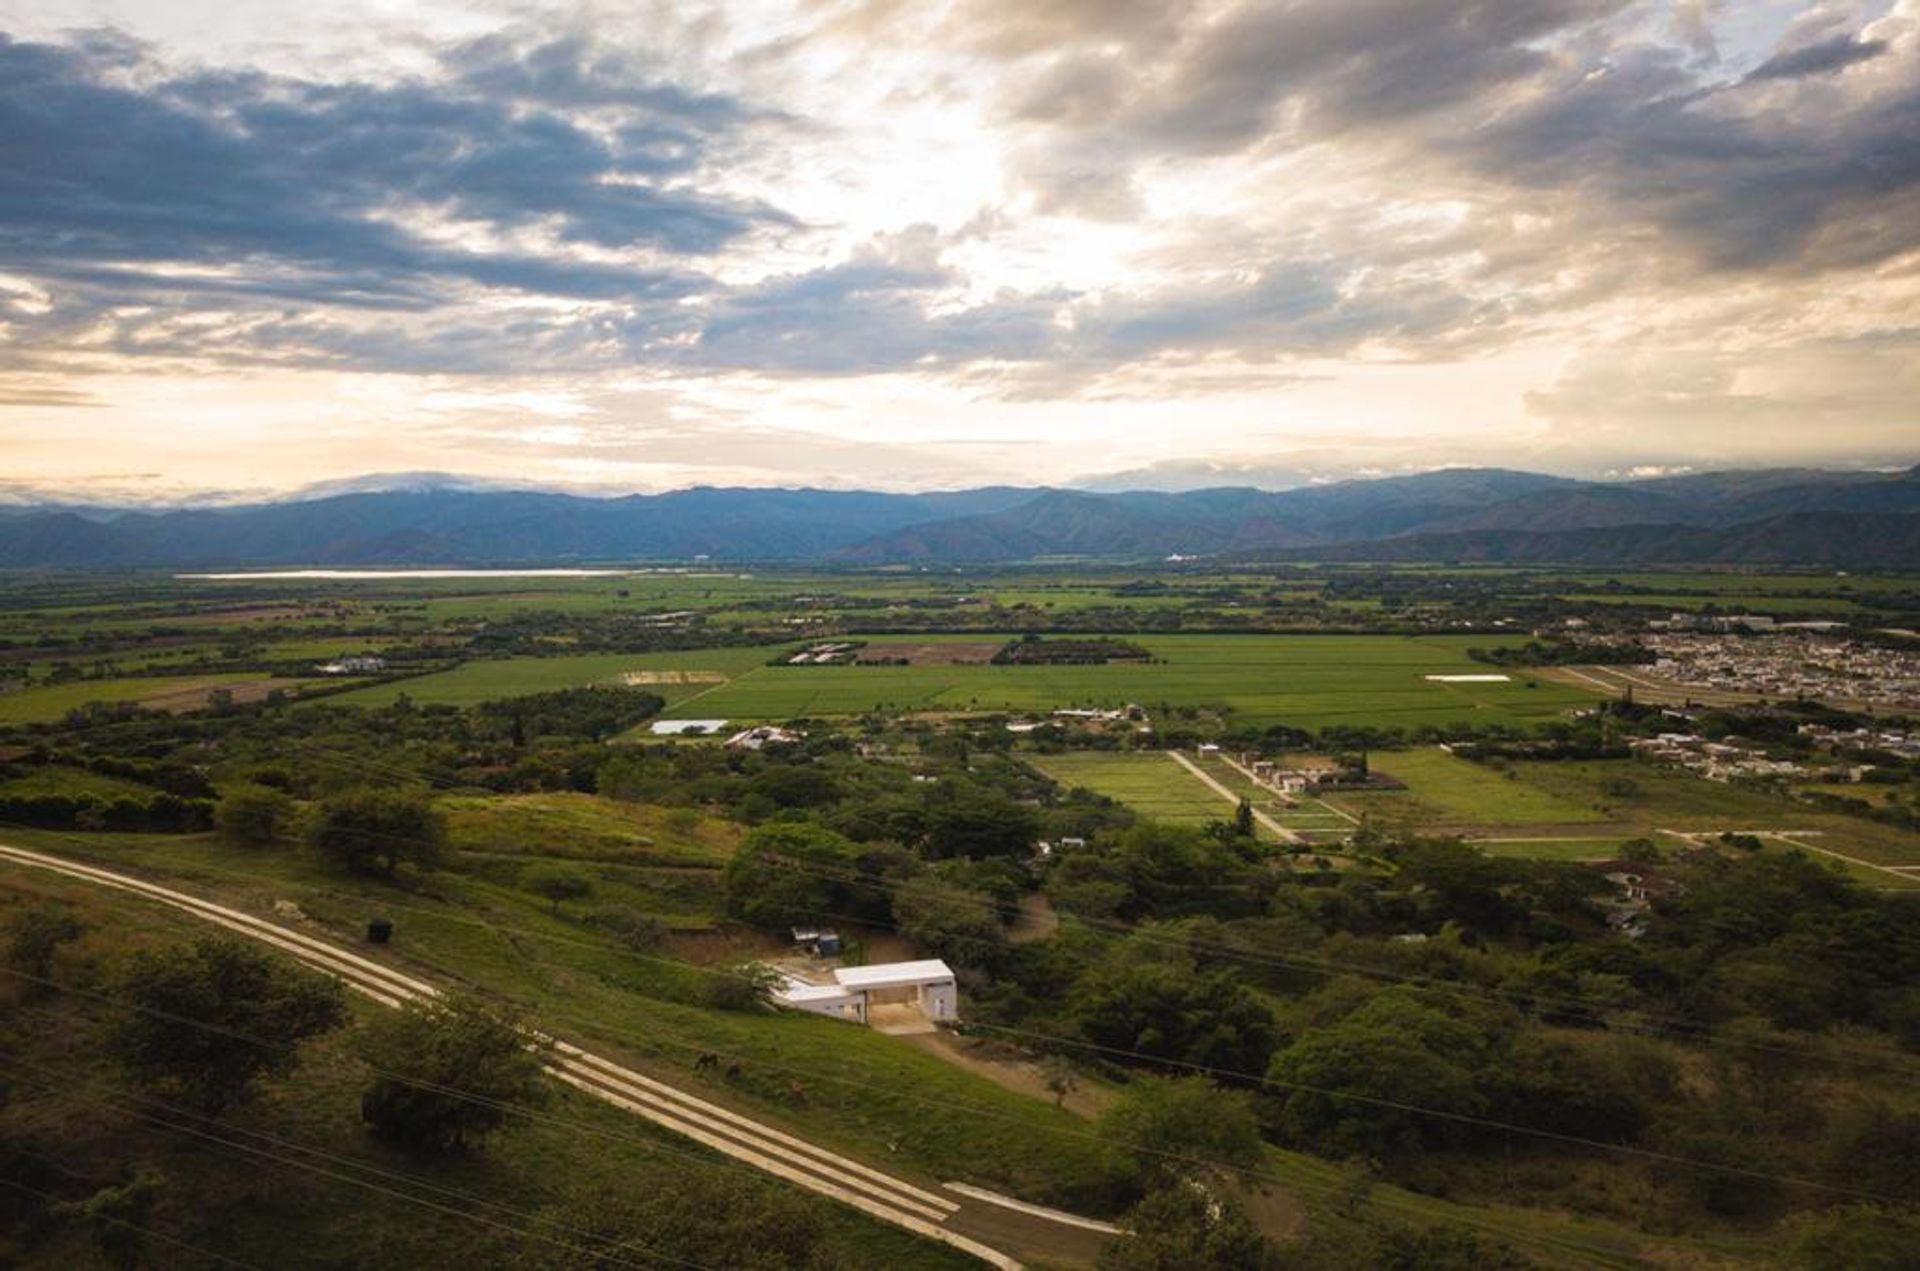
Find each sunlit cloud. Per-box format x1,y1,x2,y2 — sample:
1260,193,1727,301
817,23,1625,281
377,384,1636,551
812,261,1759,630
0,0,1914,498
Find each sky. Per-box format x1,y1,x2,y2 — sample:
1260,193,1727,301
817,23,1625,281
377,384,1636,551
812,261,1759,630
0,0,1916,502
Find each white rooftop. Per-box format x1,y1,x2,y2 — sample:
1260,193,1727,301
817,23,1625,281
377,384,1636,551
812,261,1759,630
832,959,955,991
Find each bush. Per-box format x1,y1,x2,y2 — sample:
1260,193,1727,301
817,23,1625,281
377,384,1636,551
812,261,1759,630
358,995,548,1152
522,862,594,912
105,937,345,1114
1099,1076,1263,1189
214,784,292,847
307,788,446,877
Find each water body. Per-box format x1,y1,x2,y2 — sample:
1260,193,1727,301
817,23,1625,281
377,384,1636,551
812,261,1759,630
177,568,650,580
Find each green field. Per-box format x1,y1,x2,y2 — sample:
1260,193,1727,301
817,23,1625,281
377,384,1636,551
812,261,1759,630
1368,748,1606,826
1027,751,1236,828
0,672,274,723
330,645,783,710
647,634,1600,730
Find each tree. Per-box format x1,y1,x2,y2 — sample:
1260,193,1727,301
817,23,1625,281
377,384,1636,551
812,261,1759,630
1233,799,1255,839
891,875,1006,970
922,788,1042,859
1265,989,1494,1159
1099,1076,1263,1188
50,1168,166,1271
522,862,594,913
358,995,548,1152
1043,1056,1080,1110
214,784,291,847
106,937,345,1114
5,905,83,991
307,788,446,878
723,822,897,929
1099,1182,1277,1271
1070,945,1277,1076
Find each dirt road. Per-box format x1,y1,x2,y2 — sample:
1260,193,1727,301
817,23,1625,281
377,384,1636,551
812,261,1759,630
0,841,1116,1269
1166,750,1303,844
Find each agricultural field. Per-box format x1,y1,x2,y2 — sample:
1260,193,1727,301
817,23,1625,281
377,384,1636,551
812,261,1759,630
655,633,1602,730
1026,752,1236,829
1365,748,1606,826
330,645,780,710
0,672,329,723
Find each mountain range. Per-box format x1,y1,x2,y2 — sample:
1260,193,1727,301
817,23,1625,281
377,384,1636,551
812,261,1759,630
0,466,1915,568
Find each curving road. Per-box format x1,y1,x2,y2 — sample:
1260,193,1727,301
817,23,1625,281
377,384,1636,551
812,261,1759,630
0,841,1117,1269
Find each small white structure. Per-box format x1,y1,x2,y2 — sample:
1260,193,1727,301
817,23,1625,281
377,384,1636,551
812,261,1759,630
726,725,804,751
317,655,387,675
773,958,958,1029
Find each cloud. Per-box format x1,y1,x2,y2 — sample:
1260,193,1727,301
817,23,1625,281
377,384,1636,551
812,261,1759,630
0,31,777,352
1746,32,1889,79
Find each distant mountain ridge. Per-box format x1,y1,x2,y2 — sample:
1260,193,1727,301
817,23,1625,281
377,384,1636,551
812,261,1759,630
0,466,1914,568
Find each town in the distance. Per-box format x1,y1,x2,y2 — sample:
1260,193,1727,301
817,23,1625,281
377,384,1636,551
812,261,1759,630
2,518,1917,1269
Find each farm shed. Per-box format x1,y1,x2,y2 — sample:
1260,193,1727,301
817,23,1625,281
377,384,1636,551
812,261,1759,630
773,959,958,1030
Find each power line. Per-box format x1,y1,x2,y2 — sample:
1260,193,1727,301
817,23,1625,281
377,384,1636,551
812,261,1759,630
0,966,1643,1270
0,1171,267,1271
5,824,1902,1215
274,732,1920,1074
0,1048,697,1271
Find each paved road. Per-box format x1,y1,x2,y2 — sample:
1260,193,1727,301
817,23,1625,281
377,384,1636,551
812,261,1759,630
0,841,1117,1269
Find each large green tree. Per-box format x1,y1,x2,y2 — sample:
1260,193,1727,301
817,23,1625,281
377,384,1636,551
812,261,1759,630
1099,1076,1263,1188
106,937,345,1114
358,995,548,1152
307,788,446,878
1265,989,1495,1159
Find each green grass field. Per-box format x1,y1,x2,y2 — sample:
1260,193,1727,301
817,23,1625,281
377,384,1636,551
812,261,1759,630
1368,749,1606,826
649,634,1600,730
0,672,275,723
439,790,742,868
1027,752,1234,828
330,645,784,710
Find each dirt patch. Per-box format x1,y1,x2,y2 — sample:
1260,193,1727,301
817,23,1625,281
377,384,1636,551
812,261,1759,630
1008,893,1060,945
137,678,307,713
903,1031,1112,1118
160,606,323,627
857,641,1006,667
664,926,784,966
619,670,728,686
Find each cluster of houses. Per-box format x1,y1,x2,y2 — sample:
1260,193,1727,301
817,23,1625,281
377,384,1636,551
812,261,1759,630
314,655,387,675
1627,733,1806,783
1005,704,1150,735
1595,869,1682,939
783,642,862,665
1634,633,1920,710
724,725,805,751
1796,724,1920,760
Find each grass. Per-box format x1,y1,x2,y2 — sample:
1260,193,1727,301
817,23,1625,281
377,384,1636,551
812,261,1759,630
1469,838,1644,861
1367,749,1605,826
653,634,1602,731
0,826,1128,1214
0,764,160,801
0,673,273,724
0,871,981,1271
1027,752,1233,828
438,791,742,868
330,645,785,710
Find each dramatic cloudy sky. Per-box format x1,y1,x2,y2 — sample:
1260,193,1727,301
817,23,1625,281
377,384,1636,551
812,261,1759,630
0,0,1916,499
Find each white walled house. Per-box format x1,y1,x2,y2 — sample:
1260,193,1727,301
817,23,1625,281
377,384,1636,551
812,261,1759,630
772,958,958,1029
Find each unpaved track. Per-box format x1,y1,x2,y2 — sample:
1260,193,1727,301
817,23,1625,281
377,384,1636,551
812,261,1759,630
0,841,1116,1269
1166,750,1303,844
